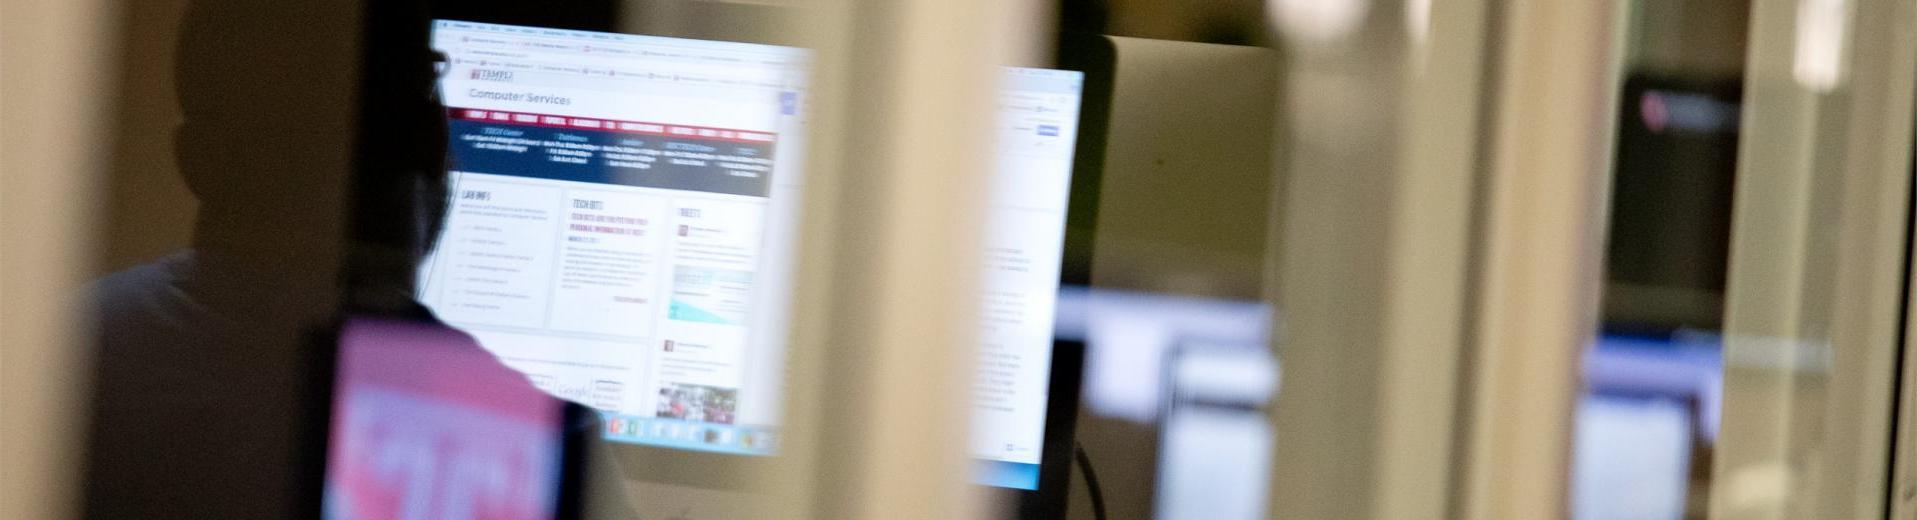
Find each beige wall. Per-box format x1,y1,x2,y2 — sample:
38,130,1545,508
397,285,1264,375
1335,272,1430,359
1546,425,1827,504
1,0,113,517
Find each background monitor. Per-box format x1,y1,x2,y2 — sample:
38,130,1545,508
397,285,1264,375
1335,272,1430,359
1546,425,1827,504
321,317,582,520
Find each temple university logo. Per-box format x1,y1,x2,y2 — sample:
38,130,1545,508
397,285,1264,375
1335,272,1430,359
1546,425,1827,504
470,69,515,82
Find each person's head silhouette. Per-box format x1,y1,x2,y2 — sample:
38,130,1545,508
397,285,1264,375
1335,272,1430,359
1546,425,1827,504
173,0,448,317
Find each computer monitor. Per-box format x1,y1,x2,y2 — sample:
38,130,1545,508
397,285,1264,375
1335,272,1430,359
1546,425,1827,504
416,19,808,460
320,317,584,520
403,14,1102,517
969,66,1088,491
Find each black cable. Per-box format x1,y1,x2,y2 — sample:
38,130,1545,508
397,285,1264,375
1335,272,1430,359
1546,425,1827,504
1074,442,1107,520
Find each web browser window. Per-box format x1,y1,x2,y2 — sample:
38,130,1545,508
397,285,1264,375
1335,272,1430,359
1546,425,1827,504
420,20,1084,490
971,68,1083,489
420,20,807,456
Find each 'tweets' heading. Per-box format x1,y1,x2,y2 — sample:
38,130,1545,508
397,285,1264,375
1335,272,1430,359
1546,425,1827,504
468,88,574,106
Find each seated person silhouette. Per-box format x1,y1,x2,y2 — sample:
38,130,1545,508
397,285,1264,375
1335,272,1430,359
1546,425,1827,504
82,0,460,517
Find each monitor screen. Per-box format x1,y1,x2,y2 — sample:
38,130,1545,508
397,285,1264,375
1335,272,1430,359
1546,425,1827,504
969,68,1084,489
419,20,807,458
419,20,1084,490
323,318,571,520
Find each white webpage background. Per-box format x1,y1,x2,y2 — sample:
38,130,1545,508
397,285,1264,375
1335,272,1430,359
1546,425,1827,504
969,72,1081,466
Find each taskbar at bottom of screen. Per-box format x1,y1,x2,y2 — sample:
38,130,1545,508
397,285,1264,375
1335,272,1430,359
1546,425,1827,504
974,459,1040,490
600,414,779,456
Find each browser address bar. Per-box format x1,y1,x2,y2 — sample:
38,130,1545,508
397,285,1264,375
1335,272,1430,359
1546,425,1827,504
448,50,798,89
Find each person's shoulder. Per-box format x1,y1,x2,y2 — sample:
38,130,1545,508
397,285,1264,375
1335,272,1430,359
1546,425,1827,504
88,252,201,335
90,252,186,302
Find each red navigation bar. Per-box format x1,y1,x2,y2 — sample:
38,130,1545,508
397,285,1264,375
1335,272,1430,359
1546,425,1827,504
451,108,778,144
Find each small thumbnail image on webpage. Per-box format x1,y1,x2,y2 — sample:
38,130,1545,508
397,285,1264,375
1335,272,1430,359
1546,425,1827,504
655,383,739,425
